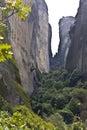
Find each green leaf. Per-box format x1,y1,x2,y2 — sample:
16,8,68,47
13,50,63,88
0,44,13,62
15,0,22,6
18,5,31,20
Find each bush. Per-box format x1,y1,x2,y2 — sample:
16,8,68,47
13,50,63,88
44,79,55,88
59,109,74,124
71,88,87,103
68,98,81,115
42,103,53,116
53,81,64,90
47,113,67,130
51,95,67,109
0,95,12,113
71,121,85,130
70,69,82,87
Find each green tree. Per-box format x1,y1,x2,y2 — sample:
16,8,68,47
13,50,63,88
0,0,31,62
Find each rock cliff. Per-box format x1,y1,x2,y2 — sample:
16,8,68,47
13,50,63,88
9,0,49,95
50,17,75,70
58,17,75,67
66,0,87,79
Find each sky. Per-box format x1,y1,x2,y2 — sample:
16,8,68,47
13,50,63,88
45,0,80,55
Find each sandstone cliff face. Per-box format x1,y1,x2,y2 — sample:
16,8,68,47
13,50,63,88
50,17,75,70
9,0,49,95
66,0,87,79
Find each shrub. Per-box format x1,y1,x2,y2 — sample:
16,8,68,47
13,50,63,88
42,103,53,116
59,109,74,124
44,79,55,88
71,88,87,103
51,95,67,109
70,69,82,87
47,113,67,130
71,121,85,130
0,95,12,113
53,81,64,90
68,98,81,115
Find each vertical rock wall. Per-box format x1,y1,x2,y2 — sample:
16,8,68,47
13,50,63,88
50,17,75,70
58,17,75,67
9,0,49,95
66,0,87,79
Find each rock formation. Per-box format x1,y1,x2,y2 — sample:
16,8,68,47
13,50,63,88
66,0,87,79
58,17,75,67
50,16,75,70
9,0,49,95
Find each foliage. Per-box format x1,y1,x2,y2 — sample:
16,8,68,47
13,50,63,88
0,0,31,62
47,113,67,130
0,44,12,62
0,106,59,130
53,81,64,90
0,95,12,113
70,69,82,87
69,121,86,130
67,98,81,115
59,109,74,124
31,68,87,127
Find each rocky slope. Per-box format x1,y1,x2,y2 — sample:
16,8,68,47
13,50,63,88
66,0,87,80
9,0,50,95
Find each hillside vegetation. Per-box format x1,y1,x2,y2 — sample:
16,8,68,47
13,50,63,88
31,68,87,129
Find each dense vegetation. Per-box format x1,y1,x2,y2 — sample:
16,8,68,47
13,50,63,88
0,68,87,130
31,68,87,129
0,107,59,130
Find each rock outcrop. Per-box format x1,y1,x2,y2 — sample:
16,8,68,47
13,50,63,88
50,16,75,70
9,0,49,95
66,0,87,79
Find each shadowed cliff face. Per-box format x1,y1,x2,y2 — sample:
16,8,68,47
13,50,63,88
9,0,49,95
66,0,87,79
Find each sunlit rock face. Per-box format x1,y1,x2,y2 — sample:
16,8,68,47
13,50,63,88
66,0,87,79
50,16,75,70
9,0,49,95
